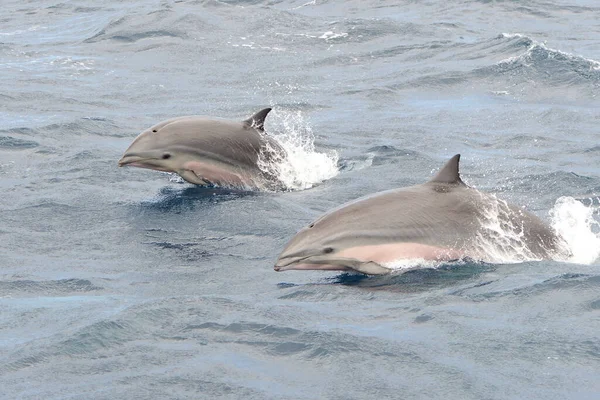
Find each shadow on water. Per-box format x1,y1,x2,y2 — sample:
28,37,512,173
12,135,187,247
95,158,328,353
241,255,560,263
326,261,495,292
138,185,255,213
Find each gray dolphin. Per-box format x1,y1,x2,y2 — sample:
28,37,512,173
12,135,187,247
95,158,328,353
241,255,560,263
118,108,285,190
275,154,570,275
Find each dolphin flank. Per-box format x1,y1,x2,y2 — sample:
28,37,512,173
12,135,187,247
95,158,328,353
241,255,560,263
274,154,571,275
118,108,285,190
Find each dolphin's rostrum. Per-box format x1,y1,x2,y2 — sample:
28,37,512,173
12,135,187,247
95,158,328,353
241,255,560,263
275,155,571,275
118,108,285,190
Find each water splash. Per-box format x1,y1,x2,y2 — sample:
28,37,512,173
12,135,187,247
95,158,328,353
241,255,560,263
473,194,599,265
550,196,600,265
382,258,449,273
473,194,548,263
258,109,339,191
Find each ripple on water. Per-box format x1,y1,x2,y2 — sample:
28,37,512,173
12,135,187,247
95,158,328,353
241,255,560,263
83,11,198,44
0,136,39,149
181,320,372,359
0,279,103,296
451,272,600,301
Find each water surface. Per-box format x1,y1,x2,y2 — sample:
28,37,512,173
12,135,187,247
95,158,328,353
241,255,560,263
1,1,600,399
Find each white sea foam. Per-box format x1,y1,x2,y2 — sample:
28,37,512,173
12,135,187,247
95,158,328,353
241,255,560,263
550,196,600,264
319,31,348,41
258,109,339,191
291,0,317,9
499,32,525,40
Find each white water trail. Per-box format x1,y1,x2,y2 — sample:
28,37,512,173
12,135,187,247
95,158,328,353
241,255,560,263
258,109,339,191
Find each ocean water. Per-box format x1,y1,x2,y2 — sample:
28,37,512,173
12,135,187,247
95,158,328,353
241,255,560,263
1,1,600,399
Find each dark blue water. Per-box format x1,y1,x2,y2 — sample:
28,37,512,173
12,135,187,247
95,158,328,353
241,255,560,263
1,1,599,399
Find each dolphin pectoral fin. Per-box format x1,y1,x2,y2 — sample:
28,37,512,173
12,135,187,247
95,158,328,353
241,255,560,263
243,108,272,131
178,169,210,186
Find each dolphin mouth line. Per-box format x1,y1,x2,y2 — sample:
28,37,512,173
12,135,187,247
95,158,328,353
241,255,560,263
118,155,154,167
274,255,311,271
117,156,173,174
274,255,354,272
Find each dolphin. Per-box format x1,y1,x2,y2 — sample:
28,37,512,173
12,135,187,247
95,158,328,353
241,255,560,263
118,108,285,190
274,154,570,275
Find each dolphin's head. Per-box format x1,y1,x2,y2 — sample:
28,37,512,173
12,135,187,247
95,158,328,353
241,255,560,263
274,223,391,275
118,109,277,189
276,222,331,270
118,117,193,173
274,201,405,275
274,219,352,272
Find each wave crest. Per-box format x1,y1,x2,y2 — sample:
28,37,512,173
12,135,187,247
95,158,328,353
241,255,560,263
484,33,600,85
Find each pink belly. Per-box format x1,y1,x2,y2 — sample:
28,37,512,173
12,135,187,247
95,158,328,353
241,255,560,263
336,243,463,264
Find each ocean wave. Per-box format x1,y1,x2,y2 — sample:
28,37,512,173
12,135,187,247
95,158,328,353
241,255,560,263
2,317,138,372
337,146,422,172
84,11,198,44
183,319,370,359
0,279,102,296
0,135,39,149
393,33,600,97
496,171,598,201
39,118,121,137
481,33,600,83
450,272,600,301
147,241,212,261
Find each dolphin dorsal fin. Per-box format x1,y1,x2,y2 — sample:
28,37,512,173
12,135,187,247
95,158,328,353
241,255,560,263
243,108,272,131
428,154,465,185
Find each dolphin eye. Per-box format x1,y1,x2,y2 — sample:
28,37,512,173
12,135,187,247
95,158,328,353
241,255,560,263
162,153,171,160
152,129,158,133
323,247,334,254
308,223,315,228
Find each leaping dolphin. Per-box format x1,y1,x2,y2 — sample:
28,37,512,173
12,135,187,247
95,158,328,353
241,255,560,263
274,154,570,275
118,108,285,190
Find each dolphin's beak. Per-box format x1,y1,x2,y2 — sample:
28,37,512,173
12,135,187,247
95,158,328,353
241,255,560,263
118,153,149,167
274,255,304,272
274,256,353,272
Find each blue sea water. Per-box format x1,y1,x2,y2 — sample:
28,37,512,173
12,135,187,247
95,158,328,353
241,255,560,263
1,1,599,399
